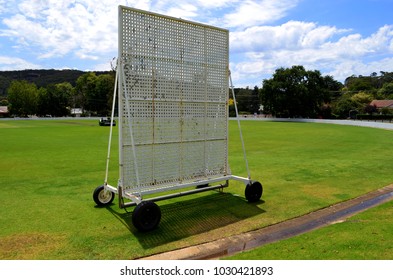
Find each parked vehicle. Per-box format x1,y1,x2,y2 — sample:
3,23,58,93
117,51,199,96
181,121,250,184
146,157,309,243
99,117,116,126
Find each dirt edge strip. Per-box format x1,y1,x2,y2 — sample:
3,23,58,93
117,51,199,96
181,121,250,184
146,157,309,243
138,184,393,260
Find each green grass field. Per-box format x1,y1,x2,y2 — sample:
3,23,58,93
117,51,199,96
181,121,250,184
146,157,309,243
0,119,392,259
224,199,393,260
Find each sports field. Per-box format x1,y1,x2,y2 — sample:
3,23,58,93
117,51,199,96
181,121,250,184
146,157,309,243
0,119,392,259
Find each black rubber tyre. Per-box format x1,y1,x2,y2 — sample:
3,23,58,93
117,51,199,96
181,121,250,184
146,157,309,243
93,185,115,207
245,181,263,202
132,201,161,232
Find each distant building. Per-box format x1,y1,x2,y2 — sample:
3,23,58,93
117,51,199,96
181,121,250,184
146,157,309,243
0,106,9,117
370,100,393,110
71,108,83,117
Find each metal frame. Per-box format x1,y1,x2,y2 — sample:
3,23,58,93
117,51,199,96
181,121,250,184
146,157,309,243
103,6,254,209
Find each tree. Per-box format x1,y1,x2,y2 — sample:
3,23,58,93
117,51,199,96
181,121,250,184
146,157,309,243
37,87,49,116
75,72,114,115
37,82,73,116
7,80,39,116
232,86,260,114
379,71,393,85
250,86,260,114
350,92,373,105
56,82,74,113
0,75,11,96
75,72,97,113
332,93,358,119
377,82,393,99
260,66,338,118
345,75,375,91
344,72,393,92
95,74,115,116
323,75,343,101
350,92,374,115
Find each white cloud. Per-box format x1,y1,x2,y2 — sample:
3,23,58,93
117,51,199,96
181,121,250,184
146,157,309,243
1,0,393,87
0,0,303,68
165,3,198,19
223,0,300,28
196,0,234,9
92,58,117,71
0,56,42,70
230,23,393,84
230,21,348,52
1,0,119,60
0,0,15,14
327,57,393,82
316,25,393,62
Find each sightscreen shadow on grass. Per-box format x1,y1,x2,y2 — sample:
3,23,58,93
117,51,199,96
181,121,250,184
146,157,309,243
104,192,265,249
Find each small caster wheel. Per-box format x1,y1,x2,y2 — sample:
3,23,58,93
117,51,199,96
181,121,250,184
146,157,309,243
93,185,115,207
245,181,263,202
132,201,161,232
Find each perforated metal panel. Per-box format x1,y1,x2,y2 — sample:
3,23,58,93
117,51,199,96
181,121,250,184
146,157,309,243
118,6,229,195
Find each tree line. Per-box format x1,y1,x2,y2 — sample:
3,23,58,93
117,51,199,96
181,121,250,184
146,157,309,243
231,66,393,119
1,67,393,119
1,71,115,117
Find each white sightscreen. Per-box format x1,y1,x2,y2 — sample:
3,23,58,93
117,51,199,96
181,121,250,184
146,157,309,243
118,6,230,193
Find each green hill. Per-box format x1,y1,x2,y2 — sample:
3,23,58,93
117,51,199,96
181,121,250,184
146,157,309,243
0,69,111,96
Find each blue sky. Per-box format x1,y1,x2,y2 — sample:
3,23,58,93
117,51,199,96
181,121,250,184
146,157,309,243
0,0,392,87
